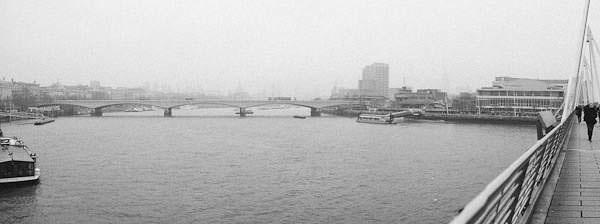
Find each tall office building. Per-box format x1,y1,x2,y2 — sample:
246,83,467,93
359,63,389,97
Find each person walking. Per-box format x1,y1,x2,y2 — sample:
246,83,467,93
583,103,599,141
576,105,583,123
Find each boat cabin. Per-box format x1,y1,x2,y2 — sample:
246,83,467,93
0,138,37,179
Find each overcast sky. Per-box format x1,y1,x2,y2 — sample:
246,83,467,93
0,0,596,98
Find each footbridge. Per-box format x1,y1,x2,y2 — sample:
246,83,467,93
36,99,355,117
451,1,600,223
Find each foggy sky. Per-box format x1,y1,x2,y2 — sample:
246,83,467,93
0,0,596,98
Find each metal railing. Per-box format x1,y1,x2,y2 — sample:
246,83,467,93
450,113,575,224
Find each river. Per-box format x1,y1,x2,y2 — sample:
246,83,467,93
0,108,536,223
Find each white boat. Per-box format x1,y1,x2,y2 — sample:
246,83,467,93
356,113,398,124
0,137,40,185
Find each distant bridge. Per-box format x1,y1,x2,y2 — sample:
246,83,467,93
36,99,356,117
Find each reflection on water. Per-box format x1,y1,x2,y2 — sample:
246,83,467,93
1,109,536,223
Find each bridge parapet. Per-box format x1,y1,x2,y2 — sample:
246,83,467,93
37,99,355,110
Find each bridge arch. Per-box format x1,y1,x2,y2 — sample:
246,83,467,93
95,103,164,110
243,102,329,117
244,102,317,110
167,102,243,109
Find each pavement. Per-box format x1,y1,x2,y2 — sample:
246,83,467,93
544,122,600,224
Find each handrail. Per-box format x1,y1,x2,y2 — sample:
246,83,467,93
449,112,575,224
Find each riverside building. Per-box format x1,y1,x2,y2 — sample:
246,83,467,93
359,63,389,97
393,88,448,109
476,77,567,116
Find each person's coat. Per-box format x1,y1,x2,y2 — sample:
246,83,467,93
583,105,598,124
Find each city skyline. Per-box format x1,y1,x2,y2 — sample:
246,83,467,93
2,0,598,98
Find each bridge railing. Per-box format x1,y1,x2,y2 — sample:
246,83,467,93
449,112,575,224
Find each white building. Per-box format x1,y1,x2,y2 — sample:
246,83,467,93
476,77,567,116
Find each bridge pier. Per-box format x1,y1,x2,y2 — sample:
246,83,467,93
164,108,172,117
238,108,248,117
310,108,321,117
91,108,103,117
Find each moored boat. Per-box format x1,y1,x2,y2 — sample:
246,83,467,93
34,118,55,125
293,115,306,119
0,137,40,185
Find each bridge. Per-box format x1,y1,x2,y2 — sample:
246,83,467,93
450,1,600,223
36,99,355,117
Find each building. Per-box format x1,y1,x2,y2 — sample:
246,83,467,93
394,88,448,109
330,86,362,100
41,83,66,99
10,81,41,110
64,85,91,99
330,86,385,102
359,63,389,97
388,87,412,100
358,79,377,96
417,89,447,101
451,92,477,113
0,81,12,110
476,77,568,116
110,87,148,100
11,81,40,98
0,81,12,102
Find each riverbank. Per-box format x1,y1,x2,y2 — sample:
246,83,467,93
322,109,537,125
417,113,536,125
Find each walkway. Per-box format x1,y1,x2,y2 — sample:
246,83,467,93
544,122,600,224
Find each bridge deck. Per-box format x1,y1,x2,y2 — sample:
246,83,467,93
542,122,600,224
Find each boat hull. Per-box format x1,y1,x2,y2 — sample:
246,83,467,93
0,168,40,186
356,113,402,124
356,119,398,124
34,119,55,125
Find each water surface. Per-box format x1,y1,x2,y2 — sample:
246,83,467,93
0,108,536,223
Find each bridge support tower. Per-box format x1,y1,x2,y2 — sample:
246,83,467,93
91,108,103,117
310,108,321,117
164,108,172,117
